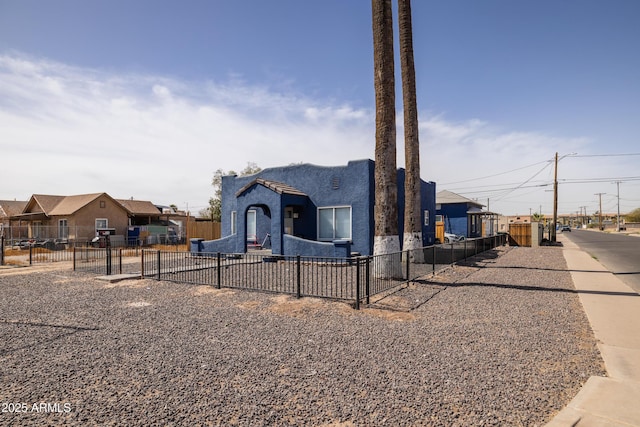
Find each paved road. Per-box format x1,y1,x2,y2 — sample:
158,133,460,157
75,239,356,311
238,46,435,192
561,229,640,294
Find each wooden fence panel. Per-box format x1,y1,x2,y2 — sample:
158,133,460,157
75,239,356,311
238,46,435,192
435,222,445,243
508,223,531,247
187,221,221,241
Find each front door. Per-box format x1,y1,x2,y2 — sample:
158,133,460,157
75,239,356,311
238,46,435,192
247,210,257,243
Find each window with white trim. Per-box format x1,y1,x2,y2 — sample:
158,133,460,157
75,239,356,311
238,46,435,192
318,206,351,241
58,219,68,239
32,221,43,238
95,218,108,230
231,211,237,234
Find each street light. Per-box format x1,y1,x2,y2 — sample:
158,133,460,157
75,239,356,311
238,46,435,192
614,181,622,232
551,152,577,242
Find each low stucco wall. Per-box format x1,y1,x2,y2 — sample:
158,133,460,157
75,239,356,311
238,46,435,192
283,234,337,258
190,235,237,254
191,235,353,258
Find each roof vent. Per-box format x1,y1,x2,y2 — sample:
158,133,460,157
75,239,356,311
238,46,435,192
331,176,340,190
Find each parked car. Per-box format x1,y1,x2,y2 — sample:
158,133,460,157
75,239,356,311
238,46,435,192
444,232,465,243
560,225,571,232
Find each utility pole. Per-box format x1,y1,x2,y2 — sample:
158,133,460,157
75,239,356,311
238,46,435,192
595,193,605,230
614,181,621,232
552,152,558,242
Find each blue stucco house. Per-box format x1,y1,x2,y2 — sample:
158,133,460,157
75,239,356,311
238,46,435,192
435,190,486,238
192,159,436,257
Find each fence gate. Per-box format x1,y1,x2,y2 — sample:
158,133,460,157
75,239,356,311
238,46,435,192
73,247,121,275
508,223,532,247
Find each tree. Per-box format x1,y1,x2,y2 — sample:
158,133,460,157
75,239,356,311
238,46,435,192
372,0,401,277
209,162,262,222
626,208,640,223
532,212,545,222
198,197,218,220
398,0,423,263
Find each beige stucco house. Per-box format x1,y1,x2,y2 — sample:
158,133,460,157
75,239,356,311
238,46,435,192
5,193,162,243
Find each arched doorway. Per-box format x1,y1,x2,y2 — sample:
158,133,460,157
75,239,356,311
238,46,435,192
244,204,272,251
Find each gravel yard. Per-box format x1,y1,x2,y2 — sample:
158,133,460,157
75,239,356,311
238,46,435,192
0,245,604,426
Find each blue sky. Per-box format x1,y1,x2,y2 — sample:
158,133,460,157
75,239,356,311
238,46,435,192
1,0,639,217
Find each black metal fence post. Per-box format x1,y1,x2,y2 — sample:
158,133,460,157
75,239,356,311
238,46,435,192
450,242,453,264
405,250,410,281
432,245,436,273
296,255,301,298
156,250,161,280
365,256,371,305
355,256,361,310
106,247,112,275
1,235,4,266
464,239,467,261
73,246,76,271
216,252,221,289
118,248,122,274
29,244,33,265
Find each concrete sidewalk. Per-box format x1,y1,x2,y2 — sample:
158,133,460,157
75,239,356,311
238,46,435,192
546,234,640,426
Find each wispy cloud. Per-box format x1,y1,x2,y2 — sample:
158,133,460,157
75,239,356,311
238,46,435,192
2,53,630,214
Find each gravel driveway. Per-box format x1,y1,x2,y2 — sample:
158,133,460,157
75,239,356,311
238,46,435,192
0,245,604,426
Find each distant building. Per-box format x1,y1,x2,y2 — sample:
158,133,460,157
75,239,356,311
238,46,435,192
436,190,497,238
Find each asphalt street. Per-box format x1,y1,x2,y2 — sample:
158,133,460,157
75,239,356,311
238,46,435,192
561,229,640,294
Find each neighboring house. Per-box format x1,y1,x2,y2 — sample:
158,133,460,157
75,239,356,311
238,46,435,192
192,159,437,257
436,190,493,238
0,200,28,237
118,199,167,225
4,193,175,244
8,193,131,242
117,198,182,244
1,200,27,225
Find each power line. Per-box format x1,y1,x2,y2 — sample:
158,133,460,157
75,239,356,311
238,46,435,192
460,183,550,196
574,153,640,158
492,161,553,202
440,159,550,185
559,176,640,184
446,180,550,192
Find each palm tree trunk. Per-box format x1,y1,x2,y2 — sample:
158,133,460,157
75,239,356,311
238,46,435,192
398,0,423,263
372,0,401,278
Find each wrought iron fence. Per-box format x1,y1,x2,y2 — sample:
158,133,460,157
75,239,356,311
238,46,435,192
72,247,142,275
64,235,507,307
1,240,89,266
136,235,507,309
141,251,361,302
0,238,147,267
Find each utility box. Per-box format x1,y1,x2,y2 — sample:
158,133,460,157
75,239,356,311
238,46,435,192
531,222,544,247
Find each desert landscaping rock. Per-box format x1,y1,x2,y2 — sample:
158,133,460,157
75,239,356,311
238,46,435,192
0,245,604,426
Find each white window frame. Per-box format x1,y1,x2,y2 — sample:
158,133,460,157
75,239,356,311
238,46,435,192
95,218,108,230
58,219,68,239
32,221,43,238
231,211,237,235
246,209,257,242
317,206,352,241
